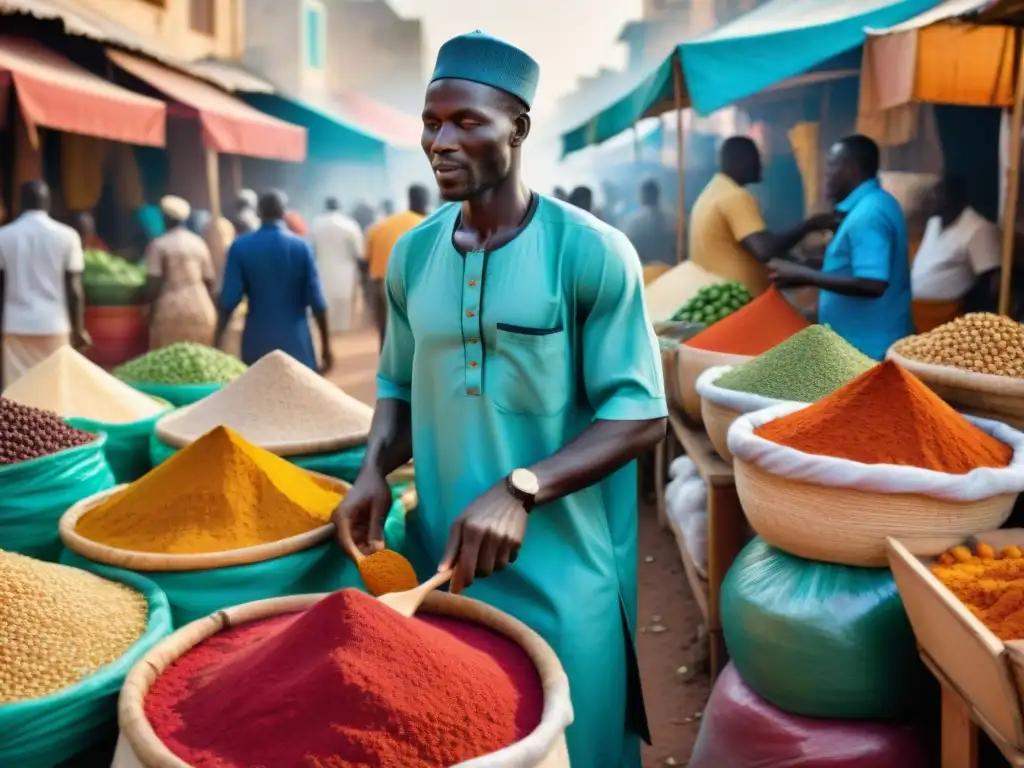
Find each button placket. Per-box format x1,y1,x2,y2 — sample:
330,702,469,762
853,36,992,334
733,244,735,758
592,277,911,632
462,251,484,396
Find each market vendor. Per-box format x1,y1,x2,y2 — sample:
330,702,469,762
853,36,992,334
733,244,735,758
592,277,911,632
333,31,667,768
767,135,914,360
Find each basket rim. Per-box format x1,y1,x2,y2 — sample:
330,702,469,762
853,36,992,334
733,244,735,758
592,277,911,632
694,364,797,414
887,348,1024,396
117,591,573,768
728,401,1024,501
58,471,349,572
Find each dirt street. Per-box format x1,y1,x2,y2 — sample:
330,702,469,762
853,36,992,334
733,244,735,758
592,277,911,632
329,329,711,767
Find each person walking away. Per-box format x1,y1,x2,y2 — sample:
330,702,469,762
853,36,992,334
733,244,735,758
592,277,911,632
332,32,667,768
70,210,110,252
910,175,1001,331
215,190,333,373
145,196,217,351
768,135,914,360
624,178,676,264
351,201,377,233
690,136,836,296
0,181,90,389
364,184,428,348
311,198,364,332
568,185,594,213
380,199,395,217
230,189,260,237
203,213,237,293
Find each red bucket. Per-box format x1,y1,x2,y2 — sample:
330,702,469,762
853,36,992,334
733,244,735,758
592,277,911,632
85,305,148,369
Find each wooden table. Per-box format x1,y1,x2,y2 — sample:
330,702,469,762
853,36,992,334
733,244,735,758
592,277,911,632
655,408,747,681
923,652,1024,768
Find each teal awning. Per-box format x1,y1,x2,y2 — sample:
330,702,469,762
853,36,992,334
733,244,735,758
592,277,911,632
561,0,941,157
241,92,387,165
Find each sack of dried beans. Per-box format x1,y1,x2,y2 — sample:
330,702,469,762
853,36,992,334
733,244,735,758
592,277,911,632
0,552,172,766
729,361,1024,566
0,399,116,561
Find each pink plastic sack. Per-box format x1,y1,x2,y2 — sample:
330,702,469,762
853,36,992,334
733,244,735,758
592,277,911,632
689,664,927,768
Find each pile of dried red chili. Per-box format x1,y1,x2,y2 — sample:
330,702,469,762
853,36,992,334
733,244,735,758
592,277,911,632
145,589,544,767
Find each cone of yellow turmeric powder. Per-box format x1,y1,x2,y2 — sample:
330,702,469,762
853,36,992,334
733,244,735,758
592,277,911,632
931,540,1024,641
59,426,349,572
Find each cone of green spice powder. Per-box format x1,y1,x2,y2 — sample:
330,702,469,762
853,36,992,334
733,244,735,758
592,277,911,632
714,325,876,403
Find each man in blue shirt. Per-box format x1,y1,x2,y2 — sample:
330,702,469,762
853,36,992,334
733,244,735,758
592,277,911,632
768,134,913,359
214,190,333,372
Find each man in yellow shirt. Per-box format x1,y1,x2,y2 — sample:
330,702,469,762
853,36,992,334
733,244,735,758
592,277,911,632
689,136,834,295
365,184,429,347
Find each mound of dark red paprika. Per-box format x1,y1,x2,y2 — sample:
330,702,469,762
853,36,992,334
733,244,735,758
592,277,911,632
145,589,545,768
0,398,94,465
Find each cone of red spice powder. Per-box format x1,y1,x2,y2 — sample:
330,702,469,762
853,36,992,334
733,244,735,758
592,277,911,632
685,286,810,356
144,589,545,767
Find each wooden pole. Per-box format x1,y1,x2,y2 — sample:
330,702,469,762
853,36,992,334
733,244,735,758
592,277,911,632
998,32,1024,316
205,147,222,223
673,54,686,264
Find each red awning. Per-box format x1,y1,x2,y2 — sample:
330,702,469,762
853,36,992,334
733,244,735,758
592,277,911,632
333,92,421,149
108,50,306,162
0,36,165,146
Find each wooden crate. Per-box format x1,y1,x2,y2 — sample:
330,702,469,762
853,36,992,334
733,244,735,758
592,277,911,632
887,530,1024,751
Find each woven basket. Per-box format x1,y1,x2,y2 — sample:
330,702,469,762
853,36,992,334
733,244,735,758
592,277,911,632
59,472,349,572
111,592,573,768
730,403,1024,566
887,348,1024,421
701,399,741,462
677,345,754,424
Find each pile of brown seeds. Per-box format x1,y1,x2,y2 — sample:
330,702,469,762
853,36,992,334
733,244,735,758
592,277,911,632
0,398,94,465
894,313,1024,377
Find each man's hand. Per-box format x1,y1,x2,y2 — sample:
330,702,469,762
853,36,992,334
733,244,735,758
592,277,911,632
320,346,335,376
439,482,528,592
331,468,392,557
71,328,92,352
805,211,844,233
767,259,817,289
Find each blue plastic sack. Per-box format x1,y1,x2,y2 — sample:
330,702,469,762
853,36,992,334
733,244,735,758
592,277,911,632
122,380,222,408
61,497,407,627
0,567,172,767
149,433,367,483
721,537,921,720
67,400,172,483
0,437,116,561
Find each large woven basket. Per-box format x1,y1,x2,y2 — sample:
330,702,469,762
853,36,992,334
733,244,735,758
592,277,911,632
701,399,742,461
59,472,349,572
677,345,753,424
730,403,1024,566
888,348,1024,422
695,365,794,461
111,592,573,768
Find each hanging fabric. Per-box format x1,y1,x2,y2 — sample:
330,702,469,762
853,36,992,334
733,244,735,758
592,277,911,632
61,133,106,211
107,141,145,210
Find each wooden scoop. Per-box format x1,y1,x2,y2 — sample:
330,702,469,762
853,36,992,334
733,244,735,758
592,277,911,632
342,539,419,597
377,569,454,618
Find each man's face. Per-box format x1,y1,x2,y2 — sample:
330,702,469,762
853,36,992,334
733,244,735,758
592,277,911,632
421,79,518,202
824,144,853,203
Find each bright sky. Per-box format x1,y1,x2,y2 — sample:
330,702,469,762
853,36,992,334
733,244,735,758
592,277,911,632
390,0,642,117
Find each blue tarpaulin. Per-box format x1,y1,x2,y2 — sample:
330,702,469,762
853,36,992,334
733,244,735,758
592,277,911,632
241,92,387,165
561,0,941,157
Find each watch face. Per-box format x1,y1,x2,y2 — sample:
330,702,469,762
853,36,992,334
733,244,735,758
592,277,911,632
511,468,540,496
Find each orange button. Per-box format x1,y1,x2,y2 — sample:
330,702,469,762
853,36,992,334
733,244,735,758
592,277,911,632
468,279,477,287
465,310,475,318
469,361,478,368
467,387,480,396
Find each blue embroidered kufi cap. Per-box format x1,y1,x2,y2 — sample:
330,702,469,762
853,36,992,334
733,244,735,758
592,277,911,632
430,31,540,109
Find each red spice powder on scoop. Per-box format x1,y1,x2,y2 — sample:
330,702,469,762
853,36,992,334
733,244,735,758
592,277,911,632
144,589,545,767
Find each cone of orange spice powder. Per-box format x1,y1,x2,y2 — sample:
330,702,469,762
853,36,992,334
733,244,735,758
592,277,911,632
678,288,810,422
755,360,1012,473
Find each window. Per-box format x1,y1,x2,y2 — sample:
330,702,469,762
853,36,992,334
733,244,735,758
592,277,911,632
190,0,215,37
305,3,326,70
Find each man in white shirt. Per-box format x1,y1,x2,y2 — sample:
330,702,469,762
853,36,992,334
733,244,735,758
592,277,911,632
0,181,89,389
310,197,365,332
911,176,1002,301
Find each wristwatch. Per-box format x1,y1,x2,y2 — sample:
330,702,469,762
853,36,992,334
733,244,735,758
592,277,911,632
506,468,540,513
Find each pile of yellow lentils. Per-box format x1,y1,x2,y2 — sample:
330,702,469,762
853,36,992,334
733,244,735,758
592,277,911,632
895,313,1024,378
932,542,1024,641
0,549,148,702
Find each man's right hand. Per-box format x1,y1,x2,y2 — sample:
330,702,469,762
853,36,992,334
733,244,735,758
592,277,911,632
71,328,93,352
332,468,392,557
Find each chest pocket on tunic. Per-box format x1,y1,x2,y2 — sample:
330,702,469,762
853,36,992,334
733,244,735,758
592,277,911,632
492,324,570,416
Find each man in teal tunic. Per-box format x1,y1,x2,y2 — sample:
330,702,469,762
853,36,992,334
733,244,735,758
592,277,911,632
334,31,667,768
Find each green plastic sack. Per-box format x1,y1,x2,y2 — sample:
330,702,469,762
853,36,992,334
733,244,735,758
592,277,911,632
0,568,172,767
0,437,116,561
123,380,222,408
721,537,922,720
149,433,368,483
67,400,172,484
61,497,407,627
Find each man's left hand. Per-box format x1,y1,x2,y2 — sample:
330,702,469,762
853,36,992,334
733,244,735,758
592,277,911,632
71,329,93,352
767,259,817,289
439,482,528,592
